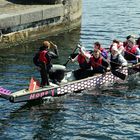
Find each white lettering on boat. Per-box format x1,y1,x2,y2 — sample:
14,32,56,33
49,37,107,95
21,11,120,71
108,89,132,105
29,89,55,100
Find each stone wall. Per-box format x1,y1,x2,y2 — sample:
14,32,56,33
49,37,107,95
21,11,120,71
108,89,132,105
0,0,82,48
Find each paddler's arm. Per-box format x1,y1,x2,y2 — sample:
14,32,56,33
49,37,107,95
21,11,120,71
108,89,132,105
118,55,128,67
71,55,78,62
102,58,109,72
80,47,91,59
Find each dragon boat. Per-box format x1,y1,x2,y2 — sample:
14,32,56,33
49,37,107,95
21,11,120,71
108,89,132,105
0,63,140,103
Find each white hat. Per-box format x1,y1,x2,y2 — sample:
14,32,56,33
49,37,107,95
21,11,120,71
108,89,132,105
111,43,118,52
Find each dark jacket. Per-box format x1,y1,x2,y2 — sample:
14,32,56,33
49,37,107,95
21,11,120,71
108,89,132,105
33,45,59,68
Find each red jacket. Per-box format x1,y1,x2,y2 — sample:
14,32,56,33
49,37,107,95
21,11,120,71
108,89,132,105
125,45,137,54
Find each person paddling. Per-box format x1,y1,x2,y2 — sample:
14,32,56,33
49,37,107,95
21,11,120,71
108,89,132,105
123,35,136,48
124,38,140,63
110,39,125,55
110,43,127,70
89,49,109,75
71,46,91,69
71,46,91,80
33,41,59,87
93,41,108,59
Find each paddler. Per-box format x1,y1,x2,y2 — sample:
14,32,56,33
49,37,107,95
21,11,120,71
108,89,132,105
71,46,91,80
33,41,59,87
93,41,108,59
71,46,91,69
124,37,140,63
110,43,127,70
110,39,125,55
89,49,109,75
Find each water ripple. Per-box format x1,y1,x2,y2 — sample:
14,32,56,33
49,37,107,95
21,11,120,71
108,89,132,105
0,0,140,139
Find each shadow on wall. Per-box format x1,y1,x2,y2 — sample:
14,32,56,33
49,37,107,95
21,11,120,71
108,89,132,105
6,0,62,5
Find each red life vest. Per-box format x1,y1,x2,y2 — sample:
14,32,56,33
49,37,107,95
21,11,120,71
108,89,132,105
90,56,102,68
125,45,138,54
39,50,48,64
77,54,87,64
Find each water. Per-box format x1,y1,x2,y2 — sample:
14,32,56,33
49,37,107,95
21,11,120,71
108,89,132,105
0,0,140,139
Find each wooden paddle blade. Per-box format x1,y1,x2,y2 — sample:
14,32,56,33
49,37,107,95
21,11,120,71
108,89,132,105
111,70,126,80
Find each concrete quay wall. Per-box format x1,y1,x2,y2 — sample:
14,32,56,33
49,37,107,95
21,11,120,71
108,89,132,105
0,0,82,48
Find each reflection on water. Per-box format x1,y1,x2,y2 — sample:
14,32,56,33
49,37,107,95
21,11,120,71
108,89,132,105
0,0,140,139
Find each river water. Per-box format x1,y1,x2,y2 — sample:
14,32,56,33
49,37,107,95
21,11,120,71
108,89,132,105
0,0,140,139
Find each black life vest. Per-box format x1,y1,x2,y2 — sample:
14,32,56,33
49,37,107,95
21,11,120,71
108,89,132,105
110,54,121,69
125,45,138,60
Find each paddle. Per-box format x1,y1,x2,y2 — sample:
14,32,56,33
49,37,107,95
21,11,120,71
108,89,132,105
93,47,140,77
102,47,135,79
106,47,140,72
111,69,126,80
124,50,140,72
107,58,128,80
131,67,140,72
63,44,81,66
124,50,139,62
76,45,127,80
128,62,140,72
90,59,126,80
108,55,140,79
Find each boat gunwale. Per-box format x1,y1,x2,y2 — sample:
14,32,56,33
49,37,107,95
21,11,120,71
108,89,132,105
0,63,140,103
